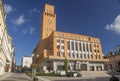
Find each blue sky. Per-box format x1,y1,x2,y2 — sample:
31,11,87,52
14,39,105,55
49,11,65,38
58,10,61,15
2,0,120,65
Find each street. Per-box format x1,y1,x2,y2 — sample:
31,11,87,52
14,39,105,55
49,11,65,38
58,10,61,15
0,71,120,81
38,76,120,81
0,73,31,81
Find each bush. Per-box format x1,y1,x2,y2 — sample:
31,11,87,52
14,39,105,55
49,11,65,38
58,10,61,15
26,72,32,77
36,73,66,77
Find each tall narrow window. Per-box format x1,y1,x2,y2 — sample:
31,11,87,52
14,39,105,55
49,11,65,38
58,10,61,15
71,41,74,50
67,41,70,50
57,52,60,56
76,54,79,58
79,42,81,51
86,43,89,52
84,54,86,58
72,53,74,58
68,53,71,58
57,39,60,43
57,45,61,52
61,40,64,43
90,44,92,52
61,46,64,49
83,43,85,51
76,42,78,51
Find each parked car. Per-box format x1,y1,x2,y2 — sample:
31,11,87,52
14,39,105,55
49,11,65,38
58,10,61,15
67,71,82,77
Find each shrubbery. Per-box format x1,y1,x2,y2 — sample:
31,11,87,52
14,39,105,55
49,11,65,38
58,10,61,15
36,73,66,77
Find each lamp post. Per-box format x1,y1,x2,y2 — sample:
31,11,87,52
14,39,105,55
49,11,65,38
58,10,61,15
31,54,39,81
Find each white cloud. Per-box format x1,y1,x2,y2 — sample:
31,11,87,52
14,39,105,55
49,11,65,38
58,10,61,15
3,4,13,14
29,27,35,34
29,8,40,15
22,27,35,35
11,15,27,26
22,29,27,34
105,15,120,34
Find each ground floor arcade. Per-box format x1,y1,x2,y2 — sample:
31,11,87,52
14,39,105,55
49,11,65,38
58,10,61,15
38,59,104,73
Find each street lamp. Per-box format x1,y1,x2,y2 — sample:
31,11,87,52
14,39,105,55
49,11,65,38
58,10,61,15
31,54,39,81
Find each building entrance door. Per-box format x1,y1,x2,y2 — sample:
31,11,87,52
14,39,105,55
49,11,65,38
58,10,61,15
81,64,87,71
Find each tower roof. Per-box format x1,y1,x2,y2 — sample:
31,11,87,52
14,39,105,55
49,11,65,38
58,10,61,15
44,4,54,14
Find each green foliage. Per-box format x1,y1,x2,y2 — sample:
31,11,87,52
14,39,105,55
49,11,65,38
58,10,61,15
22,66,31,72
118,61,120,70
31,63,38,69
64,57,68,74
26,72,32,77
36,73,65,77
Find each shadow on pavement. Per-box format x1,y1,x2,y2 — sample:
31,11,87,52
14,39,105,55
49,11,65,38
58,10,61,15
106,71,120,75
54,79,93,81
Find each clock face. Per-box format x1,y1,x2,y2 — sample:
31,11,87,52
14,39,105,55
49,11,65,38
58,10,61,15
48,19,52,24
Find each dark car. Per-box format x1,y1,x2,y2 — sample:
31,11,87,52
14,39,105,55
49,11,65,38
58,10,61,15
67,71,82,77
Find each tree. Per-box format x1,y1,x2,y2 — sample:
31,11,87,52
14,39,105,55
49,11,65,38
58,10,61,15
22,66,31,72
64,57,68,74
31,63,38,80
117,61,120,72
31,63,38,69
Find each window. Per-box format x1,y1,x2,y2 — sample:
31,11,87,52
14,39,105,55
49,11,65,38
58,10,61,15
72,53,74,58
58,65,64,70
57,39,60,43
86,44,89,52
76,54,79,58
61,46,64,49
98,55,100,59
57,45,61,52
97,45,99,47
88,54,89,58
98,50,100,53
61,40,64,43
75,42,78,51
71,41,74,50
68,53,71,58
83,43,85,51
91,55,93,59
57,52,60,56
67,41,70,50
94,49,96,52
80,54,82,58
94,44,96,47
79,42,81,51
95,55,97,59
90,44,92,52
84,54,86,58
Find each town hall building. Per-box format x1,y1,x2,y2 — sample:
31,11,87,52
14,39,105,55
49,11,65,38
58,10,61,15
33,4,108,73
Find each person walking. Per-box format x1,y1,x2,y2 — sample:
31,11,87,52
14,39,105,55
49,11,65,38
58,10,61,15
110,75,119,81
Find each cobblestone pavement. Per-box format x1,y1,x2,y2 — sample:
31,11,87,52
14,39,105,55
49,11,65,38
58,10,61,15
0,73,32,81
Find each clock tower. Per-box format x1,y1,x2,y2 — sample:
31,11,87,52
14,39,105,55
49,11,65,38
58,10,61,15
40,4,56,40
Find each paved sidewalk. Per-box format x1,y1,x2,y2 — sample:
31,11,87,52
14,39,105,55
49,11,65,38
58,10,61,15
0,73,31,81
0,72,44,81
37,76,51,81
0,73,11,80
